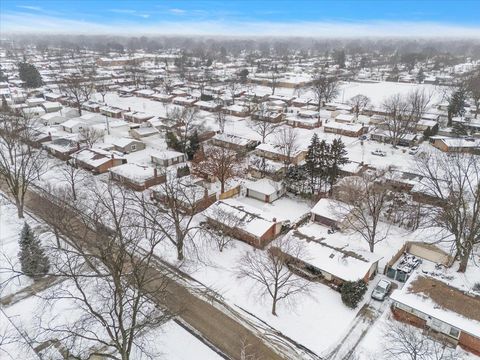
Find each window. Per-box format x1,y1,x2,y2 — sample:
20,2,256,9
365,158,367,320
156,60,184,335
131,144,136,151
449,327,460,339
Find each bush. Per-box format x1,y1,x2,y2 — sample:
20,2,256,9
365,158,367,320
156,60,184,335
473,283,480,293
341,280,367,309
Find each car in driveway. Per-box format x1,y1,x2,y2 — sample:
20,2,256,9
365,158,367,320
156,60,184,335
408,146,419,155
371,149,386,157
371,279,392,301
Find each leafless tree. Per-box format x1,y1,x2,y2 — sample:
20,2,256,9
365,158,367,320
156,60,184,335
59,162,87,201
78,127,104,148
204,205,244,252
237,236,311,316
96,80,110,103
333,171,393,252
59,70,95,116
37,182,173,360
140,177,204,261
227,78,242,104
215,107,227,134
0,113,46,218
269,71,279,95
382,89,432,147
415,151,480,272
348,94,371,120
192,145,241,193
249,103,280,143
466,71,480,119
310,71,340,111
170,107,200,154
274,127,299,166
383,321,460,360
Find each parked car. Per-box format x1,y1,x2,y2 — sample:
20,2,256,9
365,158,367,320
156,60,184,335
371,149,386,157
409,146,419,155
371,279,392,301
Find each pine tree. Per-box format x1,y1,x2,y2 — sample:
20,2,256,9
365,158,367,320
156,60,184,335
18,223,50,279
327,138,349,190
186,130,200,160
341,280,367,309
305,134,322,194
416,68,425,83
18,62,43,88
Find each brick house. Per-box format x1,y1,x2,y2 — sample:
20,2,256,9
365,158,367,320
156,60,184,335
391,273,480,356
109,163,166,191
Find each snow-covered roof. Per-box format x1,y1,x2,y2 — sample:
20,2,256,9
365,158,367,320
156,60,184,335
324,121,365,132
109,163,157,183
245,178,284,196
391,272,480,337
111,137,142,148
204,199,278,238
311,198,352,222
151,150,185,161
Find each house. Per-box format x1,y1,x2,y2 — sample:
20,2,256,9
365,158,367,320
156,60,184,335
100,105,124,118
430,137,480,154
151,150,186,167
245,178,285,203
370,129,419,147
128,127,159,139
224,104,249,117
43,138,82,160
194,100,221,112
111,138,146,153
151,177,216,214
248,155,286,181
255,143,307,165
25,97,45,107
70,148,126,174
109,163,166,191
151,93,175,103
40,112,65,126
123,111,154,123
276,233,382,284
324,122,368,137
391,273,480,355
210,133,259,153
82,101,101,113
251,110,283,123
60,118,87,133
310,198,352,230
203,199,283,248
335,113,355,124
286,110,321,129
172,96,197,107
41,101,62,113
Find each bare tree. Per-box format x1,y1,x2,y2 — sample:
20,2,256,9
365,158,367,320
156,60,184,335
192,145,241,193
383,321,460,360
204,205,245,252
215,107,227,134
0,114,46,218
59,71,95,116
310,71,340,111
96,80,110,103
237,236,311,316
170,107,200,155
348,94,371,120
141,177,204,261
466,71,480,119
415,151,480,272
38,182,173,360
60,162,87,201
382,89,432,147
274,127,299,166
333,171,393,252
249,103,280,143
79,127,104,149
269,71,279,95
227,78,242,104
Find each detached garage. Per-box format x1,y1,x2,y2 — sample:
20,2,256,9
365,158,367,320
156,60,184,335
245,179,285,203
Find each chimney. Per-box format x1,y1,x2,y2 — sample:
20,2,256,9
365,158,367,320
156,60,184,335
111,154,114,159
272,217,277,223
77,142,80,150
154,168,158,178
204,188,208,199
128,107,131,112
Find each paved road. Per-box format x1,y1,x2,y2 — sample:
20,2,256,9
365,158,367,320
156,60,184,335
0,182,290,360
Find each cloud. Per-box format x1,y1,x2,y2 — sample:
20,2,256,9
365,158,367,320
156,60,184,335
1,11,479,39
109,9,150,18
169,8,186,15
17,5,42,11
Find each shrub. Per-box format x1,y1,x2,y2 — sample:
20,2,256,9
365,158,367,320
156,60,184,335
18,223,50,279
341,280,367,309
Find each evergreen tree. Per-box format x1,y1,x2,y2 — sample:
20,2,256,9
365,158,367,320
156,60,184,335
186,130,200,160
18,61,43,88
305,134,322,194
166,131,182,152
0,65,7,82
341,280,367,309
327,138,349,190
416,68,425,83
18,223,50,279
447,88,467,127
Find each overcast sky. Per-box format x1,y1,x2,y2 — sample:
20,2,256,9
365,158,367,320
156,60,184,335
1,0,479,38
